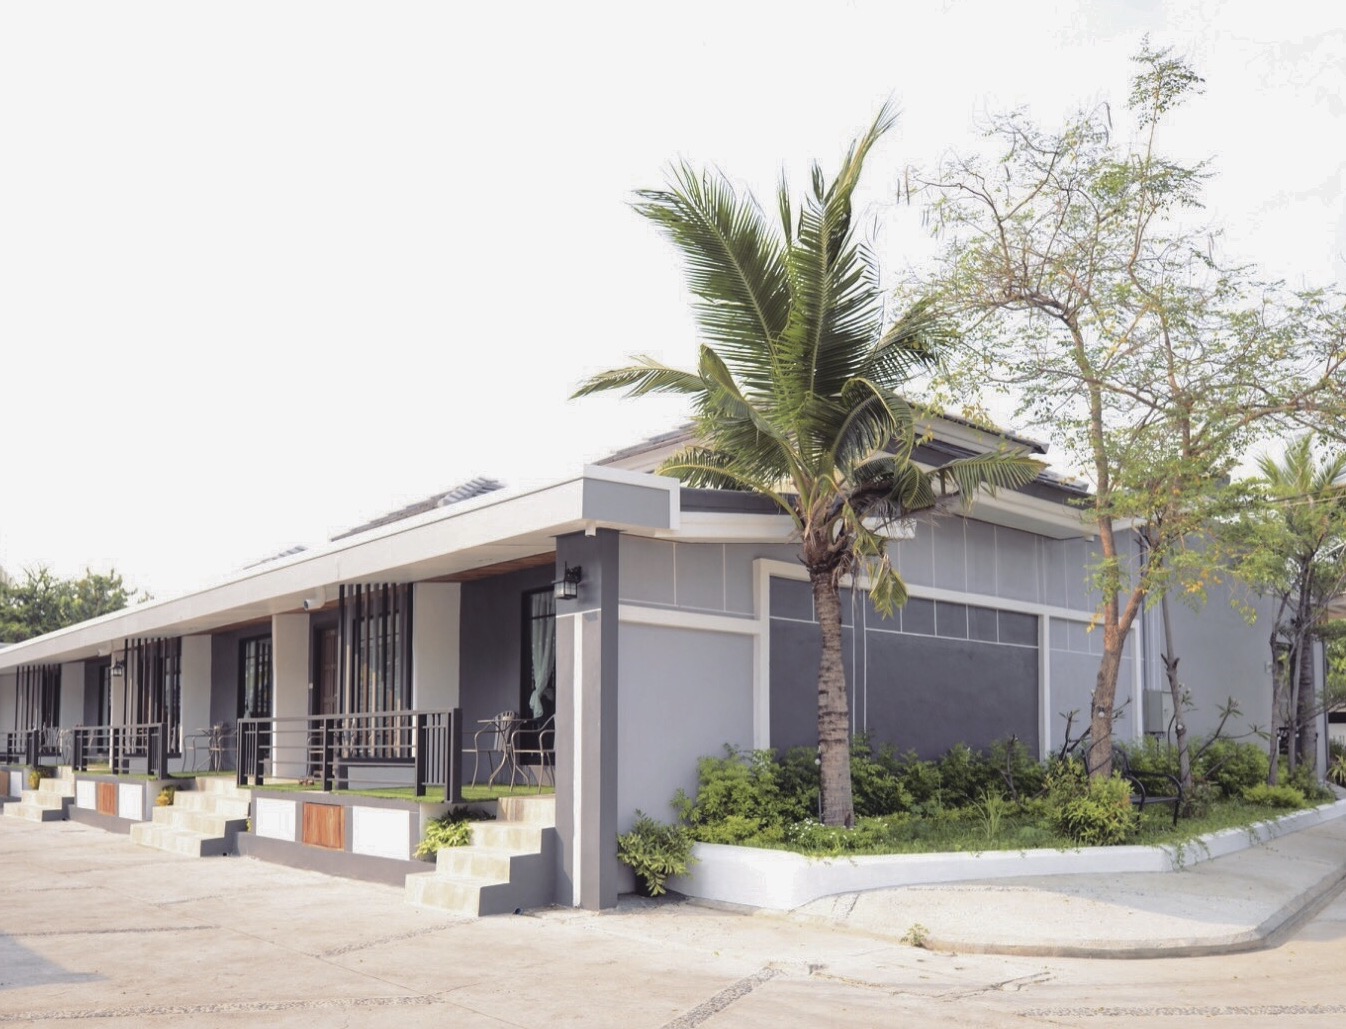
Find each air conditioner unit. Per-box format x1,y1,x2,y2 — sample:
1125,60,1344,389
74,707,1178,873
1143,690,1174,735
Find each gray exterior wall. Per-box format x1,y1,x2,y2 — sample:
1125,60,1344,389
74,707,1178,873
768,580,1040,757
458,565,554,726
618,538,799,615
209,624,272,727
616,624,754,825
82,661,106,725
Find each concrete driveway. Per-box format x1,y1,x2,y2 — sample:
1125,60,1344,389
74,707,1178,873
3,818,1346,1026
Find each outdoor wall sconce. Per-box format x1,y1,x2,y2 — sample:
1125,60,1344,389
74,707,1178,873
554,564,583,601
110,660,125,678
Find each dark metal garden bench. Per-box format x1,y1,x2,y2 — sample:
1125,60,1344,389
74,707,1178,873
1114,748,1183,827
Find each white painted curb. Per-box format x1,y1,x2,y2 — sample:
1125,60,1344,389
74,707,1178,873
667,798,1346,911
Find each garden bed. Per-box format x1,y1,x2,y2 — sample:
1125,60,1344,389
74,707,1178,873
666,796,1346,910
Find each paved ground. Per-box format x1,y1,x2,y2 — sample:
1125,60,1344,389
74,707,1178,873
3,817,1346,1026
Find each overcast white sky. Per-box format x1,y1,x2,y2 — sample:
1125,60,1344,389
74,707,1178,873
2,1,1343,598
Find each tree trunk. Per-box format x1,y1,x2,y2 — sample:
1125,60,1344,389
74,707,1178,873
1286,637,1301,776
1088,638,1123,779
1297,635,1318,774
1268,638,1285,786
810,569,854,828
1159,592,1193,797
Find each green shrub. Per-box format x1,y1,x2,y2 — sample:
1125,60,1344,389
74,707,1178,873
156,786,177,808
1242,783,1306,809
1052,774,1139,846
1196,740,1269,798
782,815,904,853
1285,765,1333,803
416,809,489,858
675,747,784,835
774,747,821,822
850,736,911,817
935,743,996,807
617,812,697,896
989,736,1045,799
893,750,943,811
1328,752,1346,788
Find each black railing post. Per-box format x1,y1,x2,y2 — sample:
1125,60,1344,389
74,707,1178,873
236,721,248,787
254,720,266,786
413,712,427,798
445,708,463,804
72,727,85,772
319,718,333,792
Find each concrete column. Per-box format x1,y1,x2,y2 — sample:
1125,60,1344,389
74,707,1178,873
271,613,311,779
111,643,128,726
58,662,84,731
554,528,620,911
0,672,16,733
179,636,212,773
412,582,461,710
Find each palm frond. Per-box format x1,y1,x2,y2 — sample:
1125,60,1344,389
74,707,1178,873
932,450,1045,505
634,164,790,390
860,297,951,388
658,446,795,517
830,377,915,470
571,357,703,399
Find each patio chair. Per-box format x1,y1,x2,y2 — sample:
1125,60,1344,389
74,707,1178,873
469,711,518,786
507,714,555,792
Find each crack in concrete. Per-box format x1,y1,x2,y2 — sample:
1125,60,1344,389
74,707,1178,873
0,995,444,1022
808,967,1054,1001
660,967,781,1028
9,925,217,939
1018,1002,1346,1018
320,922,460,957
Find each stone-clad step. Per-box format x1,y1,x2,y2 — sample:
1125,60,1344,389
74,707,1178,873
130,777,250,857
2,766,74,823
405,794,556,916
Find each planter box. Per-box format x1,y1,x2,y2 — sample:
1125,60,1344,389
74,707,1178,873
68,774,179,834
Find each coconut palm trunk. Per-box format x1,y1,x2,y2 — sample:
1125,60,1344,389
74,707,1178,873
810,568,854,827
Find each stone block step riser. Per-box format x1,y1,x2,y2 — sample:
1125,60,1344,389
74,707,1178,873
434,847,515,881
193,778,251,799
404,874,489,916
150,809,247,836
496,796,557,824
20,789,70,809
470,823,545,851
129,823,230,857
2,802,65,822
170,794,250,818
36,781,76,799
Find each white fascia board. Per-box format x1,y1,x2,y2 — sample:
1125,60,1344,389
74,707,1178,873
656,511,796,543
960,489,1090,540
0,469,661,671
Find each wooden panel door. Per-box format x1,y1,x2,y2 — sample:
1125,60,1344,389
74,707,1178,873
302,802,344,850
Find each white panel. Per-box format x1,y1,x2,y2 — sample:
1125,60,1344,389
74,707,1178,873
255,797,297,841
412,582,460,709
76,780,96,809
350,806,411,860
9,770,25,797
118,783,143,822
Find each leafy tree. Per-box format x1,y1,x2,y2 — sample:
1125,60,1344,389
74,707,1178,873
575,106,1042,826
910,43,1346,779
1232,437,1346,780
0,566,147,643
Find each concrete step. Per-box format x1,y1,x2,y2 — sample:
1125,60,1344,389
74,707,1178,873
150,807,247,837
2,800,66,822
129,822,231,857
193,777,250,799
170,792,250,818
36,778,75,800
497,794,556,825
21,788,70,810
470,821,547,851
406,827,557,917
434,845,519,881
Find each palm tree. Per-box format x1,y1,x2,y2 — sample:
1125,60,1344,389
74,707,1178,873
1247,437,1346,779
575,107,1043,826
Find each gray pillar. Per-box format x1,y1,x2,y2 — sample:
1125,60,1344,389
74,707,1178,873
554,528,620,910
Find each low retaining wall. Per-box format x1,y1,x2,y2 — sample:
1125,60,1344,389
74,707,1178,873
242,789,476,883
69,774,177,831
667,797,1346,911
